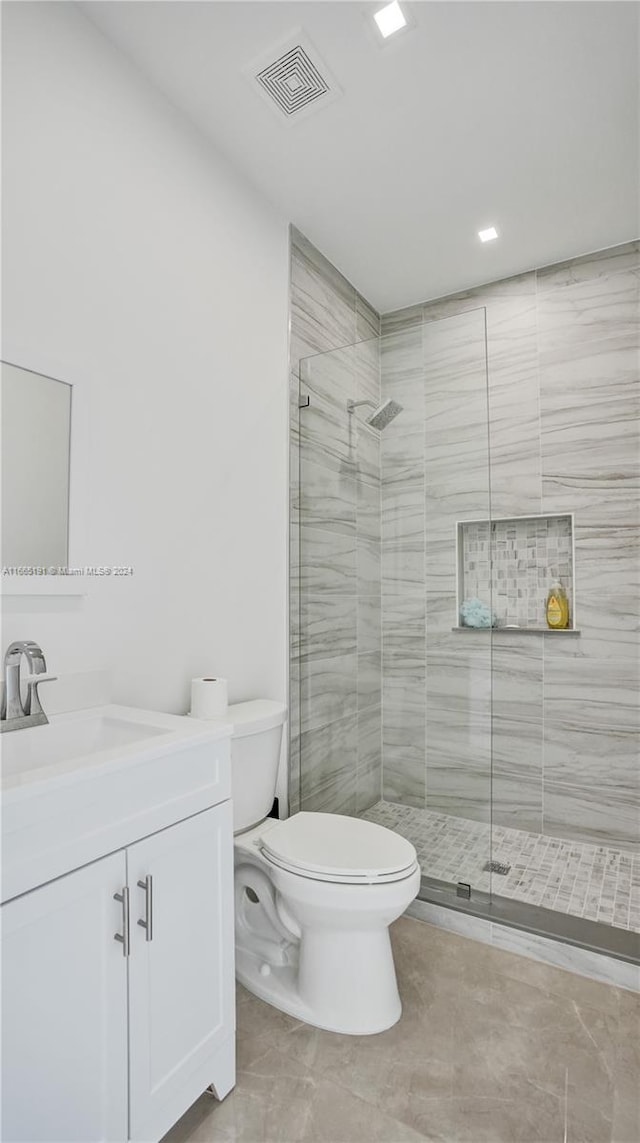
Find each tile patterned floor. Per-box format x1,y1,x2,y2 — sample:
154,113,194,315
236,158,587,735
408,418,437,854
361,801,640,934
163,915,639,1143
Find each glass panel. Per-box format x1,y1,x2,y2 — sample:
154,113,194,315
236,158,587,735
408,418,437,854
421,309,493,895
296,338,381,816
295,317,493,898
370,311,493,895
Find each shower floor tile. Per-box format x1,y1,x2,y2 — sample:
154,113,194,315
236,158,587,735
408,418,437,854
361,800,640,934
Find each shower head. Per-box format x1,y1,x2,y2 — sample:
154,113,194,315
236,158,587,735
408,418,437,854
365,399,403,430
347,397,403,431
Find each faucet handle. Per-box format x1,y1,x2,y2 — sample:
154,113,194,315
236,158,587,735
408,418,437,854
23,674,57,718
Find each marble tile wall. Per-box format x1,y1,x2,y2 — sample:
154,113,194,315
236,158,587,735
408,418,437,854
289,227,382,816
380,241,640,852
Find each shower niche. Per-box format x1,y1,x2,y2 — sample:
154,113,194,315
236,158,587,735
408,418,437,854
455,512,578,633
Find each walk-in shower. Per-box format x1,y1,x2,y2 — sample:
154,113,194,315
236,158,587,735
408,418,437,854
291,244,640,970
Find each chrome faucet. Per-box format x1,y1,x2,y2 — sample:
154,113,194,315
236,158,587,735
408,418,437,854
1,641,56,733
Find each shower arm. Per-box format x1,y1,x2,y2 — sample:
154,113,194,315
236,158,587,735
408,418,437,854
347,400,375,413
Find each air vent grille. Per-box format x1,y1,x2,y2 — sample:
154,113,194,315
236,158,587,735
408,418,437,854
248,32,341,124
256,45,330,117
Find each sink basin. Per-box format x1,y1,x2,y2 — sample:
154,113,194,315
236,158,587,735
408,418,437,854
1,713,168,780
1,704,232,902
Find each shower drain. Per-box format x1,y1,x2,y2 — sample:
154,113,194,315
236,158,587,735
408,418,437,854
483,860,512,875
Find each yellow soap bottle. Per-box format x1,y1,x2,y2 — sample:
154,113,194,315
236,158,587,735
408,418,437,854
545,580,569,629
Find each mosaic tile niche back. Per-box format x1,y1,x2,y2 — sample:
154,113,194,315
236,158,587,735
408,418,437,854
459,514,574,629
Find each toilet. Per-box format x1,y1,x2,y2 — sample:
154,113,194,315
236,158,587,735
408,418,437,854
222,699,420,1036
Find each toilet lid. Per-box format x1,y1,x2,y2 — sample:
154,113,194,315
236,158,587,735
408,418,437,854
259,812,418,884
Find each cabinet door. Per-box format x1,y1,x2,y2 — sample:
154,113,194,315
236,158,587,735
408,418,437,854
1,852,128,1143
127,803,235,1143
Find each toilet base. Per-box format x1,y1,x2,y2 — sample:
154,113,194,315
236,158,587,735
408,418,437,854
234,822,420,1036
236,946,402,1036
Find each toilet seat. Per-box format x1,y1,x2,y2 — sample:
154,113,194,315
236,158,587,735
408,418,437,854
258,812,418,885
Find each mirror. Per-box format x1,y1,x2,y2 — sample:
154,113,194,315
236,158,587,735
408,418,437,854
1,361,72,568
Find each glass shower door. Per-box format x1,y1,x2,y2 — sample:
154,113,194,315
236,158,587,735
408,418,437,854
420,307,494,898
294,336,383,818
369,309,494,898
293,312,494,902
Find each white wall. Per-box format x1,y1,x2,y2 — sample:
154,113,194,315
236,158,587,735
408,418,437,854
1,3,289,722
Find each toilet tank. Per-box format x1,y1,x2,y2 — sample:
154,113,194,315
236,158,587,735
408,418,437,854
221,700,287,832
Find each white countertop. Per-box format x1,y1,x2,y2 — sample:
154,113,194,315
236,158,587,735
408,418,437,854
1,704,233,903
1,703,233,796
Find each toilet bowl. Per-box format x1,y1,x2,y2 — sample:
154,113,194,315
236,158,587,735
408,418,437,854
213,700,420,1035
235,813,419,1034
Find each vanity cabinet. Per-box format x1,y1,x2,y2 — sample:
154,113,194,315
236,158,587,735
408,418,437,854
2,850,129,1143
1,802,235,1143
128,804,234,1142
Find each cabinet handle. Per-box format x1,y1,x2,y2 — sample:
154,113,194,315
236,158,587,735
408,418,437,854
137,875,153,941
114,887,130,957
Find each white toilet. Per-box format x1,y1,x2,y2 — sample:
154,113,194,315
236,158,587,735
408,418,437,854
221,699,420,1035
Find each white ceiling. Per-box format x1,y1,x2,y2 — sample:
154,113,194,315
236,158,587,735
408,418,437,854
82,1,639,313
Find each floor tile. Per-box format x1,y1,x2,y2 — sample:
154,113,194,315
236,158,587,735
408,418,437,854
363,801,640,933
164,915,638,1141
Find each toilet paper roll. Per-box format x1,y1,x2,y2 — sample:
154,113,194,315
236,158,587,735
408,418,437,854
190,677,228,719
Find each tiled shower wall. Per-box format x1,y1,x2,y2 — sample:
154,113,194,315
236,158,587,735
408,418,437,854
380,241,640,851
289,227,382,815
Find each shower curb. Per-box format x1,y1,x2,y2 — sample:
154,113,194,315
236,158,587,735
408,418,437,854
407,887,639,994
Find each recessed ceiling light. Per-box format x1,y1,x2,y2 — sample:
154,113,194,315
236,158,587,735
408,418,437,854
478,226,499,243
374,1,407,39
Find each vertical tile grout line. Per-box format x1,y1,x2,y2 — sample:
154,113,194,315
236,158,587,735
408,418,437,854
483,303,495,885
534,267,546,844
378,317,384,807
563,1066,569,1143
422,309,428,813
354,291,359,812
379,321,385,808
353,289,360,813
286,225,293,817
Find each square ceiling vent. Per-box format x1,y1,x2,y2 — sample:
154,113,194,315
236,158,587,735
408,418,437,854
247,31,342,125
